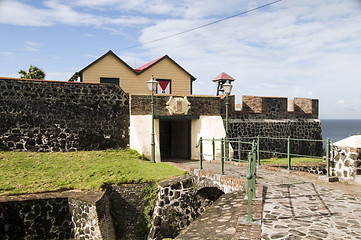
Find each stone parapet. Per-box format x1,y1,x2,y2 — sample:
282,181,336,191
130,94,319,119
130,94,222,116
231,95,319,119
195,169,247,193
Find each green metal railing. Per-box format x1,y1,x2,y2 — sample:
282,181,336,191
195,137,257,222
195,137,255,175
195,137,223,172
246,141,257,222
228,136,332,177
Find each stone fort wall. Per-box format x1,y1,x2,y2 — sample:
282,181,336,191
0,78,321,157
0,77,129,152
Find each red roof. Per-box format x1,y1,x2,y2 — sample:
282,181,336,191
134,54,196,80
212,72,235,82
134,55,166,73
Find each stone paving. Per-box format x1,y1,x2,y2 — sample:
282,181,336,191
258,169,361,240
176,190,246,240
166,159,361,240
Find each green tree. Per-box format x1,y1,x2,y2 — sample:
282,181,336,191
19,65,46,79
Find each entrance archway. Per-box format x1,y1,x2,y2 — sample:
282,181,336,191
159,119,191,160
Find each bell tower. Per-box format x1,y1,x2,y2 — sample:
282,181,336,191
212,72,235,96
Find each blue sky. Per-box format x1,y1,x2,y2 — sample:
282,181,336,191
1,0,361,119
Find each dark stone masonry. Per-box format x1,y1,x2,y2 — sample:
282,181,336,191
0,191,115,240
130,94,222,116
0,77,129,152
226,95,322,159
109,183,153,240
228,119,323,159
148,175,222,240
0,198,73,240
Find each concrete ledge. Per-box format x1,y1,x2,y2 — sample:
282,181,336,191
237,217,262,225
281,169,292,173
318,176,339,182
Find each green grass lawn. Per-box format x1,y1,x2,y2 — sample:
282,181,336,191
260,157,324,165
0,149,185,196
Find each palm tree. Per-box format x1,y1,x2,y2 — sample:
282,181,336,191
19,65,46,79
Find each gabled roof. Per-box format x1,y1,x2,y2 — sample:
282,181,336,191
135,54,196,81
78,50,135,74
70,50,196,81
212,72,235,82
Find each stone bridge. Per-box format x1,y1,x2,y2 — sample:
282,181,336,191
148,166,249,239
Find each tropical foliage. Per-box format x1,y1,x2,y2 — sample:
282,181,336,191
19,65,46,79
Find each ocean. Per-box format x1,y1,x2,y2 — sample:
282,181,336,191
321,119,361,143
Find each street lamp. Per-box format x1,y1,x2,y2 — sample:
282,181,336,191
223,80,232,161
147,75,158,163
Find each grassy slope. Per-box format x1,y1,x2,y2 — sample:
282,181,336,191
260,157,324,165
0,149,184,196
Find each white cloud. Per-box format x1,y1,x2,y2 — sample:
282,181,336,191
0,0,52,26
25,41,41,47
25,41,42,52
67,0,180,15
0,0,149,28
346,96,361,109
179,0,248,19
0,51,14,56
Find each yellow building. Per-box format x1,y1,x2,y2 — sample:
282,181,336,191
69,50,196,95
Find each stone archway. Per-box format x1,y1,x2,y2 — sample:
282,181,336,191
196,187,224,202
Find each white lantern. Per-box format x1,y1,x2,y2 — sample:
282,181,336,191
147,75,158,92
223,80,233,95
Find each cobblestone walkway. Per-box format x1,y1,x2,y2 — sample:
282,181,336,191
167,159,361,239
258,169,361,240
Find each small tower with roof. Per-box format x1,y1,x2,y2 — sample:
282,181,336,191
212,72,235,96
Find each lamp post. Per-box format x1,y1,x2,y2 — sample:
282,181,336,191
147,75,158,163
223,80,233,161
